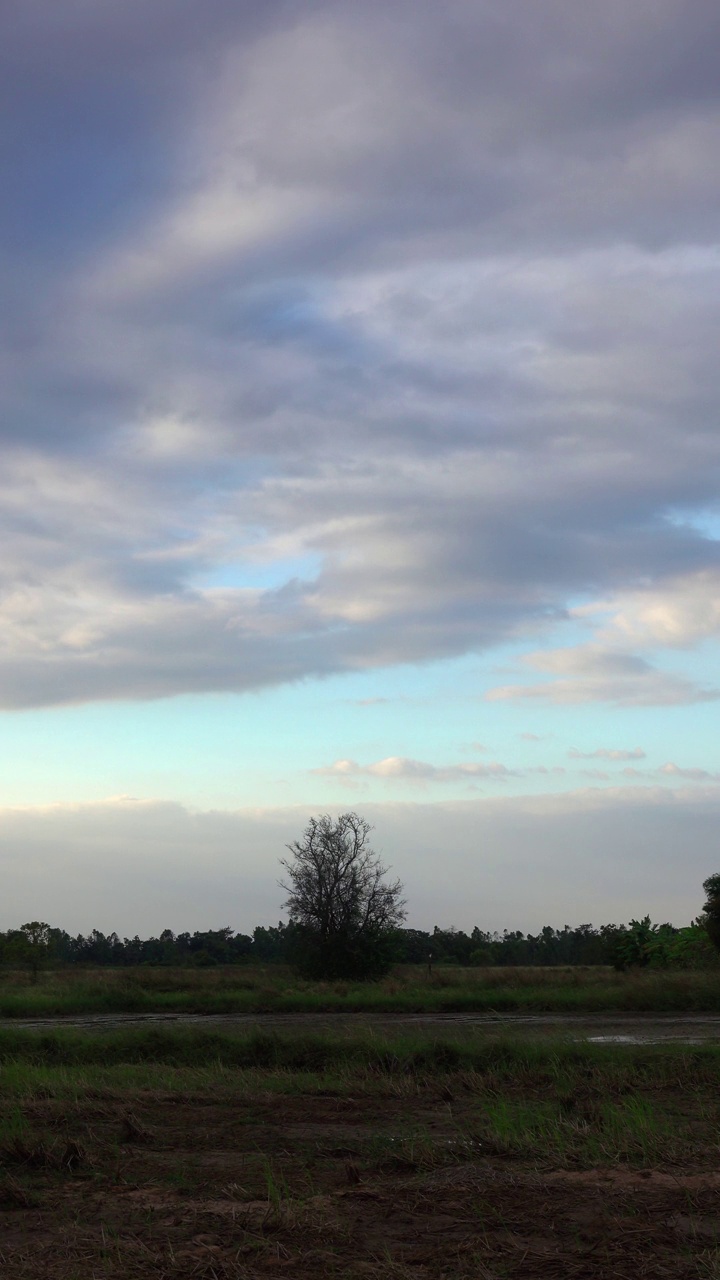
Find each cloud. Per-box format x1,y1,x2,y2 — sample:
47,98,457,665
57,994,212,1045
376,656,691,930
314,756,514,784
607,762,720,784
1,2,720,705
0,787,718,934
568,747,646,761
658,762,720,783
573,569,720,648
488,646,720,707
571,761,720,784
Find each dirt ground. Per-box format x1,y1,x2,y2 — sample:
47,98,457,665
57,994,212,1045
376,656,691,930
1,1086,719,1279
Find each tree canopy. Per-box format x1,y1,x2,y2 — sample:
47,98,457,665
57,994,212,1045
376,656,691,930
279,812,406,980
703,874,720,953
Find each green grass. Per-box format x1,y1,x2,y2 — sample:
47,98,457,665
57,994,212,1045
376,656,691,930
361,1093,678,1168
473,1093,675,1162
0,1026,715,1173
0,962,719,1015
0,1022,719,1080
0,1027,718,1280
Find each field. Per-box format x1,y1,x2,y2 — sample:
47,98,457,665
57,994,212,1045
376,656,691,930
2,963,720,1017
1,1027,720,1277
2,966,719,1276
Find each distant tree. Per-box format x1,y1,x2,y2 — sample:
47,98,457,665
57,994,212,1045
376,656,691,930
7,921,57,983
702,874,720,952
396,928,434,964
612,917,678,970
252,922,292,963
468,926,494,966
613,917,653,970
279,812,406,980
661,919,720,970
187,927,237,966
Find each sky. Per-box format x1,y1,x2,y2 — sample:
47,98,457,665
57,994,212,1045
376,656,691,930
2,0,720,935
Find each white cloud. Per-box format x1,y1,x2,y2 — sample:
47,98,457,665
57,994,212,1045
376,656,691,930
574,569,720,648
314,756,514,785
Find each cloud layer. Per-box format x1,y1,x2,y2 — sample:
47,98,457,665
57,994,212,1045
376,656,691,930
0,788,717,934
311,751,720,792
2,1,720,706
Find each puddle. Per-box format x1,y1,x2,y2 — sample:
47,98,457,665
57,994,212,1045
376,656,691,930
586,1033,706,1045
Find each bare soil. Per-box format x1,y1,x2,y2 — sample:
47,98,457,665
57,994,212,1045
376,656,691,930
1,1086,719,1278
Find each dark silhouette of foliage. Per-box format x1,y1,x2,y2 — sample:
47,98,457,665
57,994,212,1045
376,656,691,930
613,917,667,970
279,812,406,980
0,919,698,970
703,874,720,952
6,922,59,983
0,889,718,972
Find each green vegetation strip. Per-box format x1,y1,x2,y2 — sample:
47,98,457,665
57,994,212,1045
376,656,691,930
0,1030,715,1172
2,964,720,1014
0,1025,719,1080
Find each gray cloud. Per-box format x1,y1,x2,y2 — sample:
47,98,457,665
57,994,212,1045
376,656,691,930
658,763,720,782
576,761,720,783
1,2,720,705
0,787,717,934
568,747,646,761
488,647,720,707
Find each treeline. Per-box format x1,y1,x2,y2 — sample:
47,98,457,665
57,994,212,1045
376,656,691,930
1,917,715,970
396,919,715,969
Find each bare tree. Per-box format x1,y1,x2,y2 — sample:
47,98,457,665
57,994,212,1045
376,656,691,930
279,812,406,979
